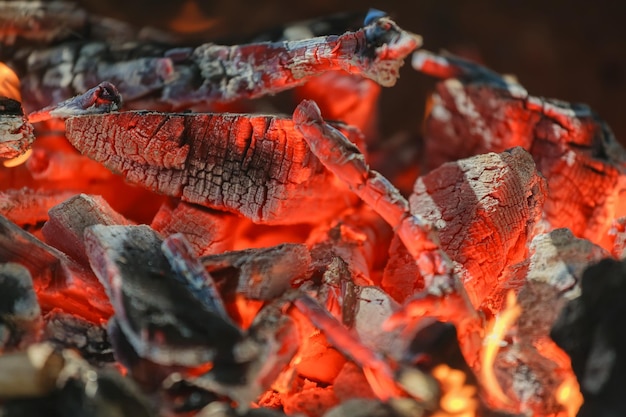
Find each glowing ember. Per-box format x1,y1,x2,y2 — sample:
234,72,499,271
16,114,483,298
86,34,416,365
2,147,31,167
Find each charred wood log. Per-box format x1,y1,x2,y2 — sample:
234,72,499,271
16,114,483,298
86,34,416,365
65,111,362,224
414,50,626,249
10,14,419,112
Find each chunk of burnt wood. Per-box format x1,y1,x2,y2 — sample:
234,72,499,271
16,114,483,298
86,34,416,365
551,258,626,417
0,263,41,351
151,201,237,256
43,309,113,366
0,214,112,322
385,147,546,307
42,193,131,266
84,224,244,366
0,189,76,227
65,111,359,224
0,97,34,160
201,243,311,301
415,50,626,249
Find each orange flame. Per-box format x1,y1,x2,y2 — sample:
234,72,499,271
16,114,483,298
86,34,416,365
0,62,20,101
555,374,583,417
3,148,32,167
431,364,478,417
480,290,521,407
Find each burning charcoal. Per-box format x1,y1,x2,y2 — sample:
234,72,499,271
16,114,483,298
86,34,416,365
308,206,393,288
84,224,244,367
0,188,76,227
43,309,113,366
151,201,237,256
0,263,41,350
293,100,457,295
192,296,299,408
411,147,546,307
162,233,230,321
414,50,626,249
201,243,311,301
0,214,112,322
551,258,626,417
382,147,546,308
0,1,87,45
42,193,131,266
0,96,34,160
28,81,122,123
293,294,438,405
64,111,361,224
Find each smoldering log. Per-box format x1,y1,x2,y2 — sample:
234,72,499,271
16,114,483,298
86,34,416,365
384,147,546,307
414,50,626,249
10,14,419,112
0,97,34,160
84,224,244,367
65,111,361,224
0,214,112,322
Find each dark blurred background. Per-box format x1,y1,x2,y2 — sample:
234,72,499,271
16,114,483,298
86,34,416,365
76,0,626,142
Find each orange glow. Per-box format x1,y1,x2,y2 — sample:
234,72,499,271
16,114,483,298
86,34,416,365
230,295,264,330
480,290,521,407
534,338,583,417
0,62,20,101
555,375,583,417
3,148,32,167
431,364,478,417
